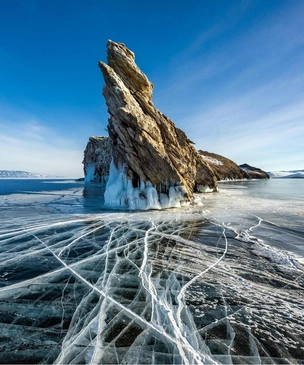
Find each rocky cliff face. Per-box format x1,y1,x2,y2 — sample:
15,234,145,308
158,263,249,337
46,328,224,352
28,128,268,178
95,40,217,209
239,164,270,179
83,136,112,183
199,151,249,180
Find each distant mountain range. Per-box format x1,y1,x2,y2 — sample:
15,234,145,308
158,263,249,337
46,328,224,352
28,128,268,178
0,170,59,178
1,169,303,180
267,170,304,178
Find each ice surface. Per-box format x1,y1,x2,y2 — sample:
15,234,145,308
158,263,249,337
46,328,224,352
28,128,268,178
0,180,303,364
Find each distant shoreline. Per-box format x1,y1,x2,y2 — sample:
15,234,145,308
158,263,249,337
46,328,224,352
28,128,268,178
0,177,83,180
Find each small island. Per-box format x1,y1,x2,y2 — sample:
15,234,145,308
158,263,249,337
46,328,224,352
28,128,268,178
83,41,268,210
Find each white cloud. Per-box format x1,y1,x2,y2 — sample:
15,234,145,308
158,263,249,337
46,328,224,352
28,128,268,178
188,99,304,171
152,2,304,171
0,109,84,177
0,133,83,177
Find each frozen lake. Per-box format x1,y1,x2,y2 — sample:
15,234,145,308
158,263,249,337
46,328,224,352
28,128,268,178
0,179,303,364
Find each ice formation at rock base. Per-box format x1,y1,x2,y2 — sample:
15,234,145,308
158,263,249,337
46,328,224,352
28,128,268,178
104,161,198,210
83,136,112,183
84,163,99,183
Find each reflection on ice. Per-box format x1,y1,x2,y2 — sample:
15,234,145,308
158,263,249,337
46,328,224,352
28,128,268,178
0,207,303,364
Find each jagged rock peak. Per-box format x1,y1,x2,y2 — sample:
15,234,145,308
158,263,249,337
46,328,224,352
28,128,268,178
96,40,218,209
101,40,153,99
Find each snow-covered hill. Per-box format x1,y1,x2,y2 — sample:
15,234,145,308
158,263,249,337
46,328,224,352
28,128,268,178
0,170,57,178
268,170,304,178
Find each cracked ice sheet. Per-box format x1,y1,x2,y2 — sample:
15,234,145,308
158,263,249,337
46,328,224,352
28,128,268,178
0,183,304,364
0,209,303,365
0,185,106,216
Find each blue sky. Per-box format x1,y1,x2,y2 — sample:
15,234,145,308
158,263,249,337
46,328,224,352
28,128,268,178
1,0,303,177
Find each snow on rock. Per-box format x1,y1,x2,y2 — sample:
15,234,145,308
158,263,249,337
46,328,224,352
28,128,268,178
268,170,304,178
239,163,269,179
200,155,223,166
198,151,249,180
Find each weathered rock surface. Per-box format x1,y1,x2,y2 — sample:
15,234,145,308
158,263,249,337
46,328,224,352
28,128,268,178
84,41,270,209
199,151,249,180
239,163,270,179
96,40,218,208
83,136,112,183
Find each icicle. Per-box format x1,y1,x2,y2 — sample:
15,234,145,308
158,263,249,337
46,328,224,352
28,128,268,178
196,184,214,193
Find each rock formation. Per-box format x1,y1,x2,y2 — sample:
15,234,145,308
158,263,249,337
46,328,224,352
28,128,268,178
83,41,270,209
199,151,249,180
239,164,270,179
83,136,112,183
94,40,218,209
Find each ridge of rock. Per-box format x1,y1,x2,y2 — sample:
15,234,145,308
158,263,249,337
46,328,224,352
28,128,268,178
96,40,217,209
239,163,270,179
199,151,249,180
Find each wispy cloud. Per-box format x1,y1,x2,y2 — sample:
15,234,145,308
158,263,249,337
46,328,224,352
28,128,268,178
0,107,84,177
158,2,304,99
189,98,304,170
153,1,304,170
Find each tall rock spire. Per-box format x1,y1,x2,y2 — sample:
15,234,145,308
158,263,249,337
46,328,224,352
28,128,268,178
98,40,217,209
